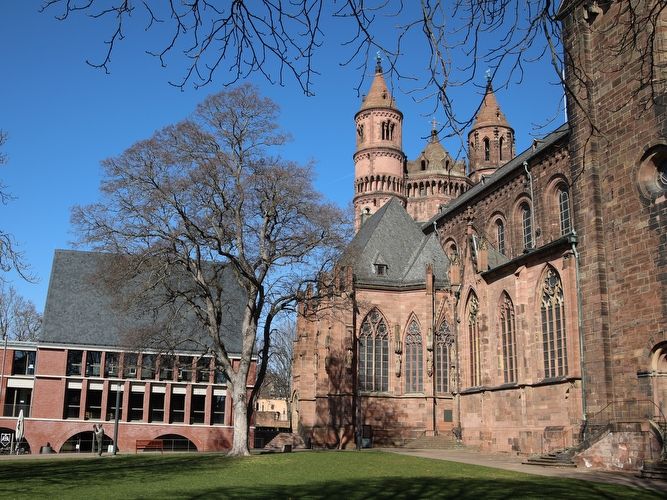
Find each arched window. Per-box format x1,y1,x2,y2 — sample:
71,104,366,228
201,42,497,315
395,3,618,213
405,319,423,393
521,203,533,249
558,186,571,235
381,120,395,141
483,138,490,161
499,137,504,161
496,219,505,255
434,320,454,393
541,268,568,378
359,308,389,392
499,293,517,384
467,293,481,387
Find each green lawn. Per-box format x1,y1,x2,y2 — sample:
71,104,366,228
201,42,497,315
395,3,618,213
0,451,661,499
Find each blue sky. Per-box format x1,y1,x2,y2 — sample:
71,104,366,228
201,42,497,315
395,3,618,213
1,2,564,311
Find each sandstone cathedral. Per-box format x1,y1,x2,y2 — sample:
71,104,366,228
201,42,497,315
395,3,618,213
292,0,667,470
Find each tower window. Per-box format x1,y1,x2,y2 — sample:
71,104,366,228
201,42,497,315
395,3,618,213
499,137,504,161
381,120,395,140
484,138,490,161
421,160,426,170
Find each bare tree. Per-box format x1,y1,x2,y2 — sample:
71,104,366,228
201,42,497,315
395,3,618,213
258,318,295,400
0,130,32,282
40,1,666,141
72,84,349,456
0,284,42,341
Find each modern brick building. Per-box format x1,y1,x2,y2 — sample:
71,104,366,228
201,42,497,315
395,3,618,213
0,250,253,454
293,0,666,470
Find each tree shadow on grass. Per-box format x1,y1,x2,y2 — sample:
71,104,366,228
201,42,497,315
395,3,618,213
178,476,661,500
0,454,229,494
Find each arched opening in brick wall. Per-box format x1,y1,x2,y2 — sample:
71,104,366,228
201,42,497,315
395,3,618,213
649,342,667,418
59,430,113,454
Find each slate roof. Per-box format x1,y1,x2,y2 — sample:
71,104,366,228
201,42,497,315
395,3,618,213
41,249,245,354
341,198,449,288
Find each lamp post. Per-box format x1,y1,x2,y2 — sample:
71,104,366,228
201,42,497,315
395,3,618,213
112,382,121,455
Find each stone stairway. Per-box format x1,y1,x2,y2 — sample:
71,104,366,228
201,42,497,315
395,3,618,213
522,450,577,468
640,460,667,481
403,434,463,450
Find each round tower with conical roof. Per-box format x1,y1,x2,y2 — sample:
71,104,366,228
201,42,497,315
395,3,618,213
468,77,515,184
353,55,406,231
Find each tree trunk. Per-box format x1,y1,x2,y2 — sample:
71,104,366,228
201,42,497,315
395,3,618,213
228,378,251,456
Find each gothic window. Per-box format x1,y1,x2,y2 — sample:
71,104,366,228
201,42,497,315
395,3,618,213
359,308,389,392
467,293,481,387
521,203,533,249
357,124,364,142
434,320,454,393
421,160,427,170
499,293,517,384
483,137,490,161
558,186,571,235
499,136,504,161
496,219,505,255
405,319,423,393
541,268,568,378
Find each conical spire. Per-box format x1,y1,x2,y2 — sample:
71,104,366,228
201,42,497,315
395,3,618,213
359,54,398,111
471,76,510,130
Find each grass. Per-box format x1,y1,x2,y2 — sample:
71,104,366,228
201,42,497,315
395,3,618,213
0,450,661,499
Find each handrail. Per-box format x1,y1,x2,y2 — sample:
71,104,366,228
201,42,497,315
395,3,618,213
585,399,667,431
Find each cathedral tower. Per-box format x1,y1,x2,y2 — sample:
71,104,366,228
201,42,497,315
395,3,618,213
468,77,515,183
353,56,406,231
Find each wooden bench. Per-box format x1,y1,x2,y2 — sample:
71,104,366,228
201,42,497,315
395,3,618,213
135,439,164,454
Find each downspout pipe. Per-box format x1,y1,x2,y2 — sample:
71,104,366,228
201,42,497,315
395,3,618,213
571,231,587,432
524,161,536,248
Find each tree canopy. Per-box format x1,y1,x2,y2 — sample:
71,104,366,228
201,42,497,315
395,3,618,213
72,84,350,455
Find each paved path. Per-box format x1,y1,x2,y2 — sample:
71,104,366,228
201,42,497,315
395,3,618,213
383,447,667,494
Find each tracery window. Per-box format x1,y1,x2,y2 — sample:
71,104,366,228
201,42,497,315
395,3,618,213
541,268,568,378
558,187,571,235
467,293,481,387
521,203,533,249
405,319,423,393
359,308,389,392
499,293,517,384
434,320,454,393
496,219,505,255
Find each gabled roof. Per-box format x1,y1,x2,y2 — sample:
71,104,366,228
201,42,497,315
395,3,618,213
41,249,245,354
342,198,449,288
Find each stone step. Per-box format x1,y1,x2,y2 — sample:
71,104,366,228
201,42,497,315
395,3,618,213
640,460,667,480
403,434,463,450
523,452,577,468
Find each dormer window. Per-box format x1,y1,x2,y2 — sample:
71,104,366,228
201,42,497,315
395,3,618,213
375,264,388,276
